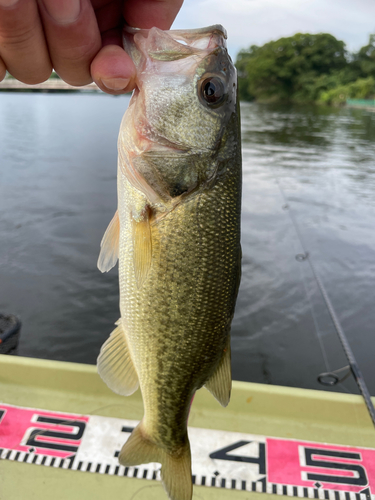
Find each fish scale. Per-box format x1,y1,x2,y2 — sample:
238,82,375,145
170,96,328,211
119,178,239,442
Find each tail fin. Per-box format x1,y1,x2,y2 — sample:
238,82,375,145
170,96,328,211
119,421,192,500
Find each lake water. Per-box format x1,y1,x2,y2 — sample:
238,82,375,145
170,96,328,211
1,92,374,396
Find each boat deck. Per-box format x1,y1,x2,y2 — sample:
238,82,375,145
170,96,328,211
0,355,374,500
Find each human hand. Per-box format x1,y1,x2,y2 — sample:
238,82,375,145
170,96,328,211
0,0,183,94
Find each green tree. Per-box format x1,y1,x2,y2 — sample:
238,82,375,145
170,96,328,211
352,34,375,78
318,77,375,106
236,33,347,103
236,47,257,101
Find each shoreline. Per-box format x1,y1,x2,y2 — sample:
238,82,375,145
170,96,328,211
0,79,100,92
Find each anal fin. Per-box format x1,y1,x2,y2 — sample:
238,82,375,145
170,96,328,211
97,319,139,396
204,336,231,407
97,210,120,273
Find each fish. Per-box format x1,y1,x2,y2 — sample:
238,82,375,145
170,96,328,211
97,24,242,500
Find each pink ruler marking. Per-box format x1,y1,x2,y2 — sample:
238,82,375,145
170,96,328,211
267,437,375,493
0,404,89,458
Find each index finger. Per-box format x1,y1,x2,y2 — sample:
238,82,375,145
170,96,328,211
38,0,102,86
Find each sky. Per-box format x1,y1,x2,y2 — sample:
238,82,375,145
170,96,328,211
172,0,375,60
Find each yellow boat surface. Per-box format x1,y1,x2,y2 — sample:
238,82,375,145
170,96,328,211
0,354,374,500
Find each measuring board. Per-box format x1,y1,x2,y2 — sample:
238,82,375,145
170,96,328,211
0,403,374,499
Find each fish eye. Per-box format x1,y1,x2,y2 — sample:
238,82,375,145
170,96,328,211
200,77,226,106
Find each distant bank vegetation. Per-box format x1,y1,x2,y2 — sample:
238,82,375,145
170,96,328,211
236,33,375,105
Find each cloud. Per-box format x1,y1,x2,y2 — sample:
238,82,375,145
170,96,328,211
172,0,375,59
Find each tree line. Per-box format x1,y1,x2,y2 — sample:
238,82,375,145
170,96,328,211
236,33,375,105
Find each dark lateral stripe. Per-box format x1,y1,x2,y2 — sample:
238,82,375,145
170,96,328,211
142,470,148,479
152,470,157,480
115,466,120,476
273,484,277,494
86,462,92,472
335,492,340,500
211,477,216,487
220,478,226,488
252,482,257,492
304,487,309,497
201,476,206,486
95,463,101,473
124,467,129,477
77,461,82,470
242,480,246,491
105,465,110,474
23,454,30,462
14,452,20,461
133,468,138,478
294,486,298,497
41,456,47,465
231,479,236,489
192,475,196,485
32,455,38,463
6,450,12,459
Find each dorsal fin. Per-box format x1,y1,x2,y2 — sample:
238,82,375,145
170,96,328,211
97,211,120,273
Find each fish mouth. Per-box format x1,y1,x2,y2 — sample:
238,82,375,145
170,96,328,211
124,24,227,52
123,24,228,69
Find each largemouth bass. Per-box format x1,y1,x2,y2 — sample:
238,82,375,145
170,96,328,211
97,24,241,500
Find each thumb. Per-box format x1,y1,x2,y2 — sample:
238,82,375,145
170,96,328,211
91,44,136,94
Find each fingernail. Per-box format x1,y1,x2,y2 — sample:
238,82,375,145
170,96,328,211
101,78,130,91
43,0,80,24
0,0,19,7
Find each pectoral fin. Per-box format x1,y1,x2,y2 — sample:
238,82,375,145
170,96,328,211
204,337,232,407
132,209,152,288
97,319,139,396
97,211,120,273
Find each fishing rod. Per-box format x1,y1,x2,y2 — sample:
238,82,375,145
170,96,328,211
277,180,375,428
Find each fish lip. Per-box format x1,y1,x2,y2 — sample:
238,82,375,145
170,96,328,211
124,24,227,40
